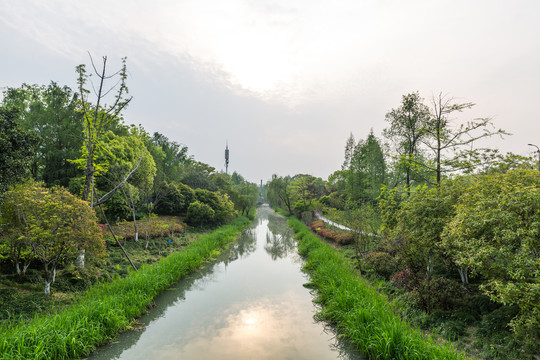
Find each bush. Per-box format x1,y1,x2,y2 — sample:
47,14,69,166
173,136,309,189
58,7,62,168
418,276,464,311
474,304,520,337
186,200,215,226
391,269,417,291
155,181,194,216
364,252,395,279
436,319,467,341
308,220,354,245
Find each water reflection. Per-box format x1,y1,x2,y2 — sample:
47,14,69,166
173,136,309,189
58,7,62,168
223,227,257,264
88,205,363,360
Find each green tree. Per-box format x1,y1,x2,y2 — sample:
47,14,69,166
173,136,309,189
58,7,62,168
193,188,236,223
180,161,216,190
0,181,105,295
342,132,356,170
1,83,84,187
392,178,471,285
266,175,293,213
442,169,540,338
149,132,189,183
383,92,430,194
154,181,195,216
347,130,386,203
0,108,38,193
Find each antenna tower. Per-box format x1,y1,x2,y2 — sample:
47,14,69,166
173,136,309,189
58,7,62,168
225,141,230,174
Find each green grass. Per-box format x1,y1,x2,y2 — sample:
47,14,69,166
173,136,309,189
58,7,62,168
0,216,250,360
288,216,467,360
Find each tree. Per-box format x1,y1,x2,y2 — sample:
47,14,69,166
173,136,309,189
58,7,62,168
266,175,293,213
180,161,216,190
154,181,195,216
383,92,430,193
0,108,39,193
424,93,508,184
342,132,356,170
391,178,471,286
149,131,189,183
441,169,540,337
193,188,236,223
1,83,84,187
76,55,132,203
347,130,386,203
0,181,105,295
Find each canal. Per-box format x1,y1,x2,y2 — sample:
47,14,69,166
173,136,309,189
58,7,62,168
89,204,363,360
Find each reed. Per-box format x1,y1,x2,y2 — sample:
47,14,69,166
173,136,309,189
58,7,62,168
288,217,467,360
0,216,250,360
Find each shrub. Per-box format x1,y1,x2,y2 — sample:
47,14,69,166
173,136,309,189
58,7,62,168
308,220,354,245
391,269,417,291
436,319,467,341
186,200,215,226
155,181,194,216
364,251,395,279
417,276,464,311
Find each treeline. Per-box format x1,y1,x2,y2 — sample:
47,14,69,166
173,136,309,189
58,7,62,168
267,92,538,357
0,58,260,294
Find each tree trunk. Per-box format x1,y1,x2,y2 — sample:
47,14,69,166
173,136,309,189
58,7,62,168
44,279,51,296
458,267,469,288
43,265,56,296
75,249,85,269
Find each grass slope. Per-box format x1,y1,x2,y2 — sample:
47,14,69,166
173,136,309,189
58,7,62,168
288,216,467,360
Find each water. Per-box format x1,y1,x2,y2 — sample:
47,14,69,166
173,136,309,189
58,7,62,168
89,205,363,360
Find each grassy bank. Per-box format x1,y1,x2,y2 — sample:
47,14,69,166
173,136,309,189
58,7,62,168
288,216,466,360
0,216,250,360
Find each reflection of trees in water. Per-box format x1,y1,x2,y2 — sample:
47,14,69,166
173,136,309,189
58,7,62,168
265,216,295,260
225,227,257,264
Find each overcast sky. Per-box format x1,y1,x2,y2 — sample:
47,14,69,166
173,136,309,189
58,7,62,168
1,1,540,183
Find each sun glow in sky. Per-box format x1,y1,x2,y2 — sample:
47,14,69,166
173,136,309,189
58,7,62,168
1,0,540,181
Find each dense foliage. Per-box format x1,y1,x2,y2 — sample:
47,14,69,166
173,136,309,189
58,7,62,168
268,91,538,358
0,181,105,295
0,58,259,299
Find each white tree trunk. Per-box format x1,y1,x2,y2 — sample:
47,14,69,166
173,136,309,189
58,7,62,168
458,267,469,287
16,261,21,275
44,280,51,296
75,249,86,269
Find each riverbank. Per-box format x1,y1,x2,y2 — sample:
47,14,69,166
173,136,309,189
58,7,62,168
288,216,466,360
0,216,250,360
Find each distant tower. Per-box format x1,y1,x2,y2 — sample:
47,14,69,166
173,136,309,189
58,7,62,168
225,141,230,175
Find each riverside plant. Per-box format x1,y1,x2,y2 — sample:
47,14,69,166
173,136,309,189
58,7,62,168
0,217,250,360
288,217,467,360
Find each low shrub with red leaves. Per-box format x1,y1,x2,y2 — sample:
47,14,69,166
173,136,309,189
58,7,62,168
309,220,355,245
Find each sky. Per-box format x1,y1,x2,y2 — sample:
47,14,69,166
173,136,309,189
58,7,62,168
1,0,540,183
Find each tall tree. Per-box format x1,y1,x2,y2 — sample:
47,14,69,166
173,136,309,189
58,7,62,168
76,55,132,203
348,130,386,203
342,132,356,170
266,175,293,213
425,93,508,184
0,108,38,193
2,83,84,187
383,92,430,194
